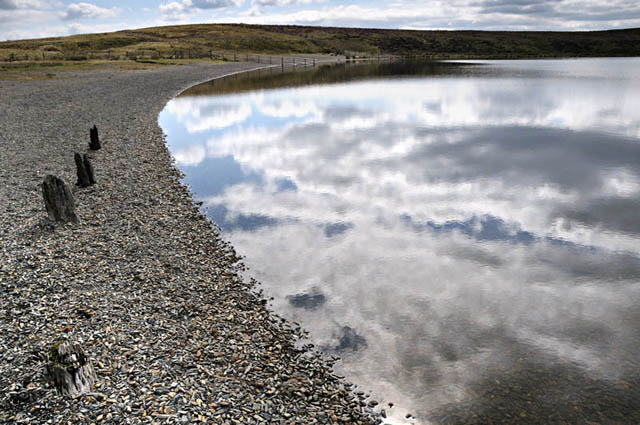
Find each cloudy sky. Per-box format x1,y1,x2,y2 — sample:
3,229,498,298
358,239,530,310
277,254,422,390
1,0,640,41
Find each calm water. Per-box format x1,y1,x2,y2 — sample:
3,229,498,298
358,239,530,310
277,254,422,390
159,59,640,424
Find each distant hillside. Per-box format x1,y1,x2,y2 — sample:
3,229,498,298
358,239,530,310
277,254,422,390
2,24,640,62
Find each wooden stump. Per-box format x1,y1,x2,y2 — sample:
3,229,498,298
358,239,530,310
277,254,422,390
89,125,101,150
47,341,96,397
74,153,90,187
41,175,79,223
75,153,96,187
84,154,96,185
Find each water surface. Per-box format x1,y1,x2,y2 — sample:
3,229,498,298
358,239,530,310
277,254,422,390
160,59,640,424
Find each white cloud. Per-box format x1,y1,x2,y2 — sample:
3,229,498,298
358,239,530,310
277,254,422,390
165,97,253,133
210,0,640,31
0,9,58,39
165,61,640,254
216,2,467,27
0,0,48,10
192,0,245,8
159,0,244,20
63,2,120,21
174,144,207,166
252,0,314,7
158,1,188,20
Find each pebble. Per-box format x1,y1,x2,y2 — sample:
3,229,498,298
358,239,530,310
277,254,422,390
0,60,380,425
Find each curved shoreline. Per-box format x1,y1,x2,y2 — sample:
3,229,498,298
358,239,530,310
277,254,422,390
0,63,379,424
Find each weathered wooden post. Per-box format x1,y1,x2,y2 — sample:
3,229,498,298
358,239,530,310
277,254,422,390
41,175,79,223
84,154,96,185
47,341,96,396
74,153,96,187
74,153,89,187
89,125,101,150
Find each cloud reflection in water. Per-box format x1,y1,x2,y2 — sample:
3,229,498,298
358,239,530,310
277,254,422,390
160,60,640,424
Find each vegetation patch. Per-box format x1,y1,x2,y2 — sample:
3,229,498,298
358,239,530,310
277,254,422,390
1,24,639,78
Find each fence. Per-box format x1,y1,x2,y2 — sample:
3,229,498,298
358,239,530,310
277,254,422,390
2,49,396,65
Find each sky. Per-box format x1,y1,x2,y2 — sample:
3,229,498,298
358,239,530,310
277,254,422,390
1,0,640,41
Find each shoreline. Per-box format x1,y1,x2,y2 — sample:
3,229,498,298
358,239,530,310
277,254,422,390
0,62,379,424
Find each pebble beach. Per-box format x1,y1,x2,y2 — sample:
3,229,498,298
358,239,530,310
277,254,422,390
0,62,380,424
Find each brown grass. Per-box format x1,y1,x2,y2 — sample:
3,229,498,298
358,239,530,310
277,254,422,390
2,23,639,79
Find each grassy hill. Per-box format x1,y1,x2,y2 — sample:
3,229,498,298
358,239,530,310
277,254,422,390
1,24,640,67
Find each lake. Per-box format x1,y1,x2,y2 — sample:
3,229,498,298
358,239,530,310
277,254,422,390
159,58,640,424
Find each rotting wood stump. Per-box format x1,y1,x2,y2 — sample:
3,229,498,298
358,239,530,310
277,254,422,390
89,125,101,150
75,153,96,187
41,175,79,223
47,341,96,397
84,154,96,185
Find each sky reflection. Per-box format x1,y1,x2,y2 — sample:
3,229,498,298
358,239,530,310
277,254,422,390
160,59,640,424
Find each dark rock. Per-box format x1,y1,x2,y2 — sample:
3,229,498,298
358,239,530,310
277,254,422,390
287,287,326,310
335,326,367,352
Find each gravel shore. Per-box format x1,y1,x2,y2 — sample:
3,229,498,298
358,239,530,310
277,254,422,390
0,63,379,424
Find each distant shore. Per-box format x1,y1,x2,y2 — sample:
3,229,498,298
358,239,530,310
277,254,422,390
2,24,640,78
0,61,380,424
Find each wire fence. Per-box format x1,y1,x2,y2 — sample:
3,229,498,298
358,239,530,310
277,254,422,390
1,49,397,64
